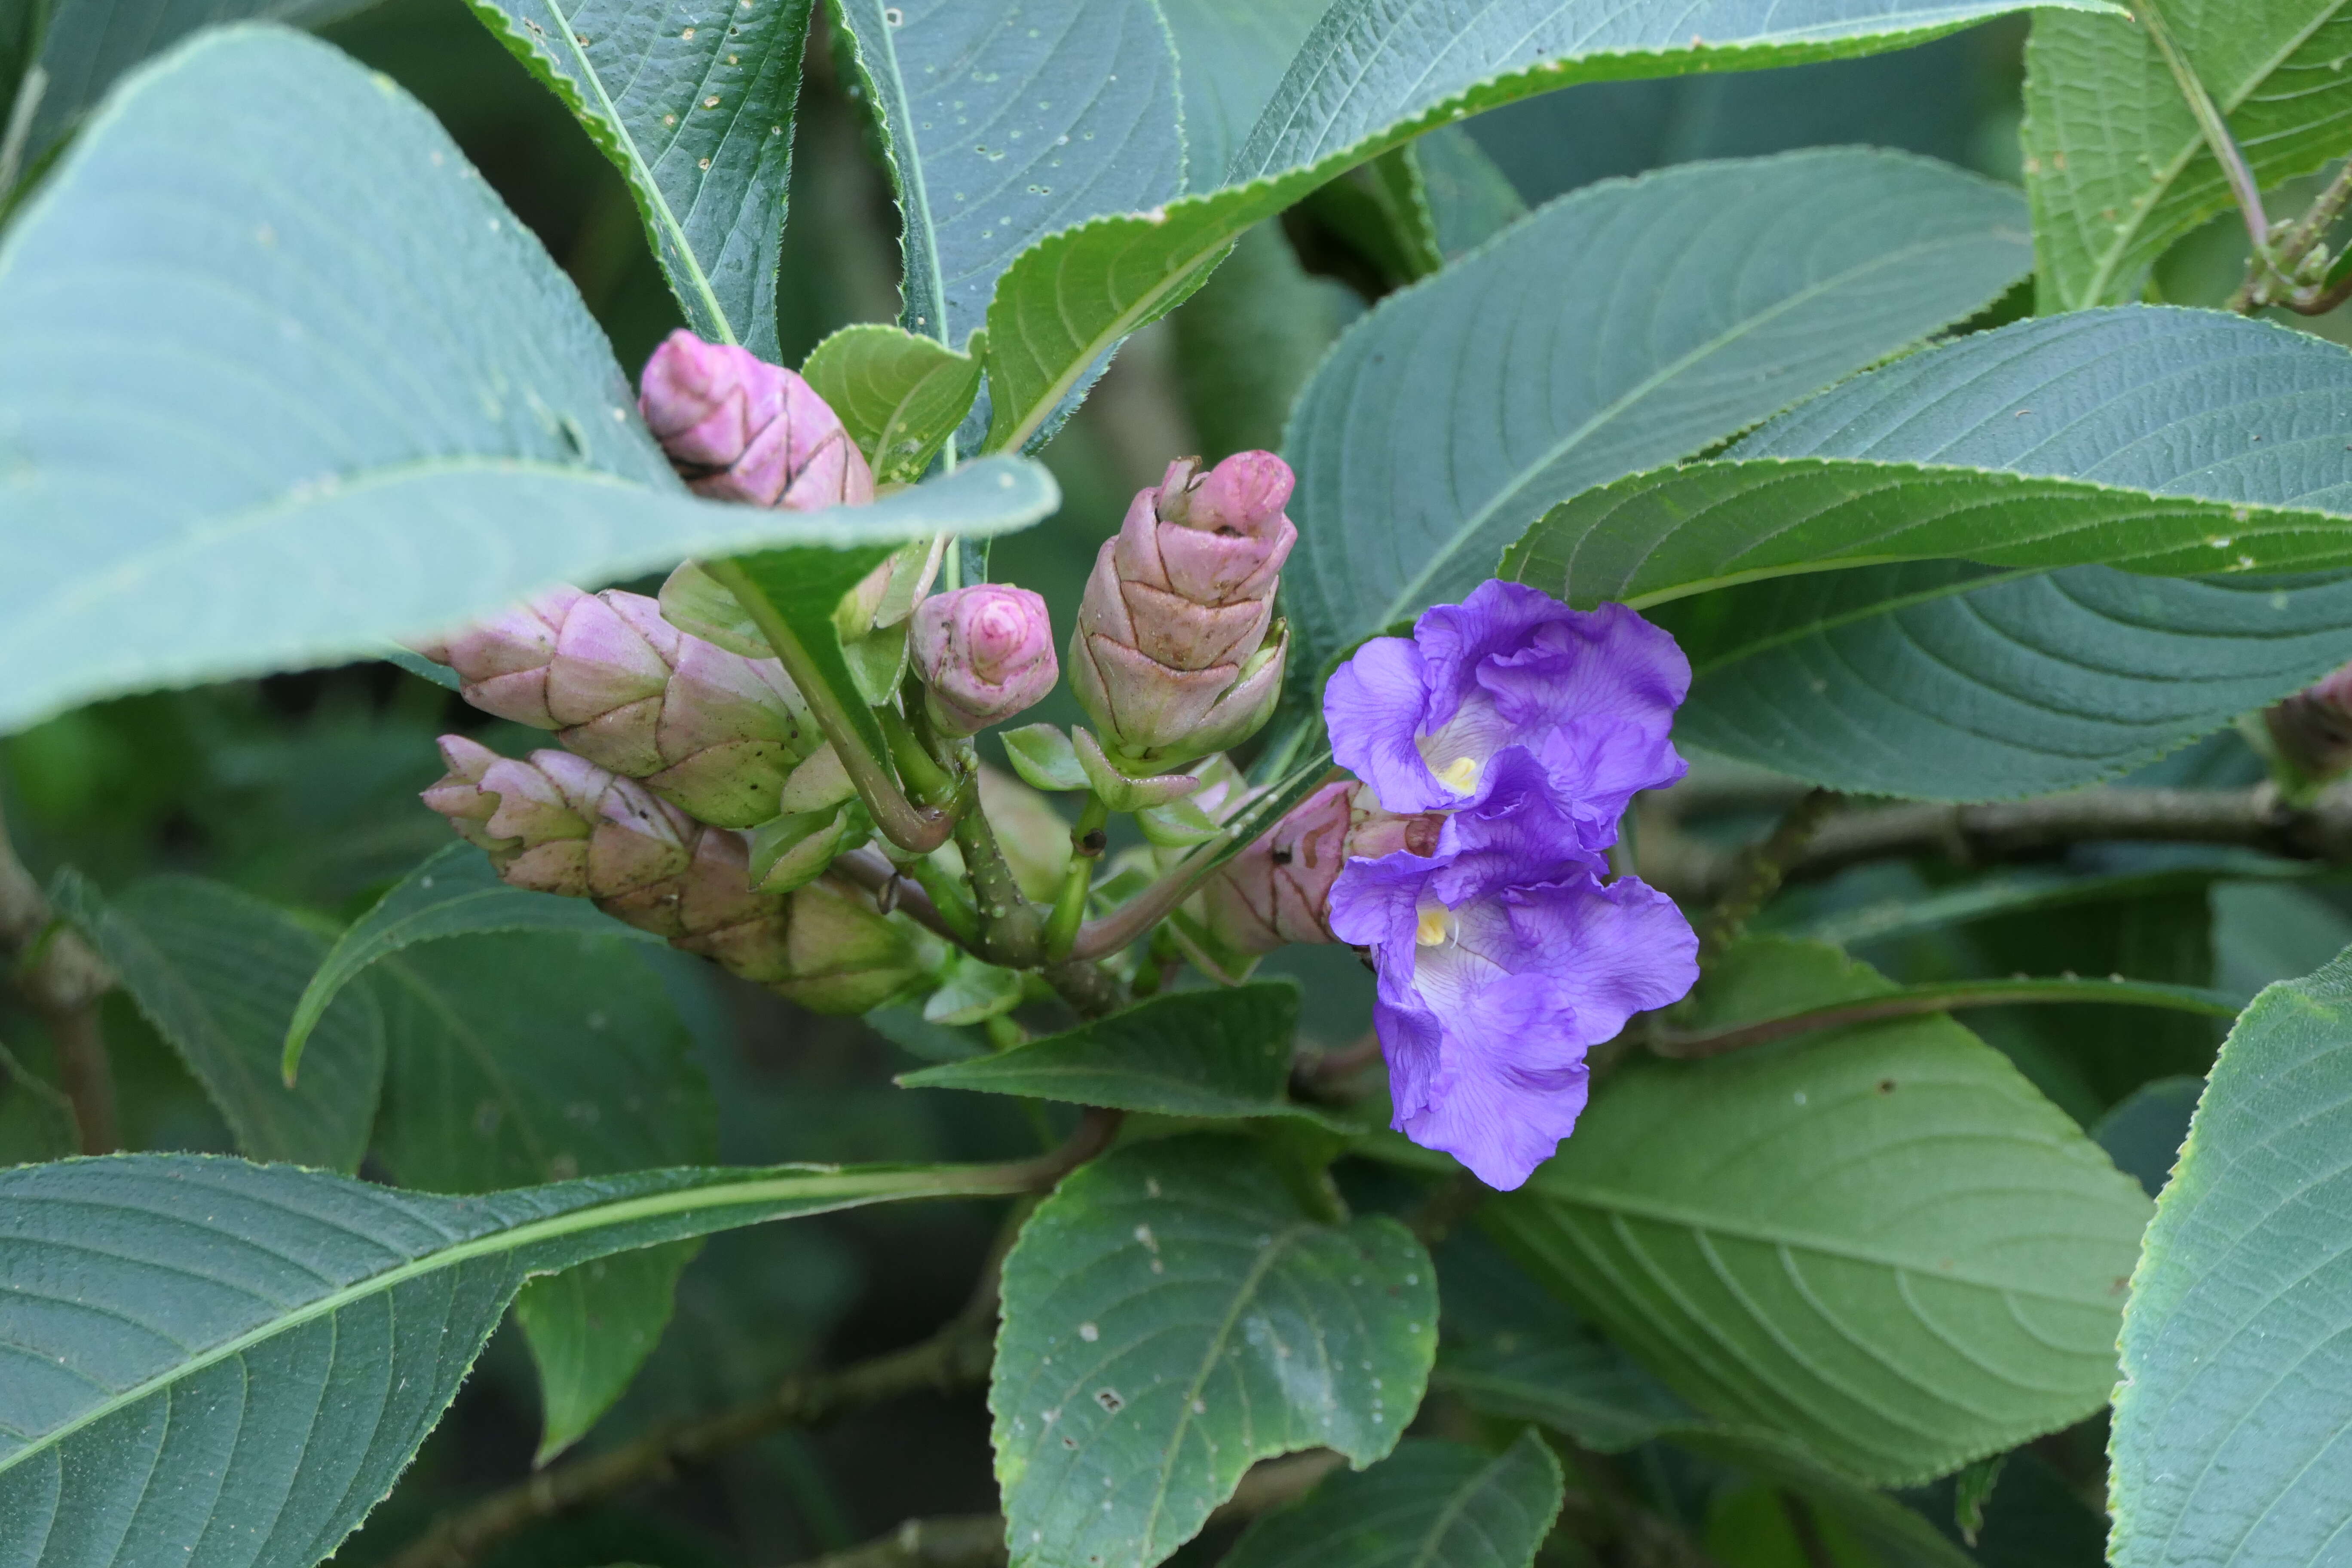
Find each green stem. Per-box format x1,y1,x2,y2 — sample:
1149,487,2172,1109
900,855,982,949
703,560,952,854
1043,794,1110,961
2137,3,2271,257
1648,977,2242,1061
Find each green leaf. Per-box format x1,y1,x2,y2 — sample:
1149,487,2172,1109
7,0,383,187
0,1150,1038,1568
0,27,1059,735
1486,938,2152,1487
900,983,1335,1120
1282,148,2032,680
1001,723,1089,792
1651,973,2243,1057
1158,0,1336,192
459,0,812,356
829,0,1185,349
1170,220,1361,462
1410,126,1525,261
2092,1075,2203,1199
977,0,2113,455
993,1135,1437,1568
1503,307,2352,610
0,1041,78,1165
1433,1319,1697,1453
284,842,655,1079
56,874,384,1173
1786,856,2310,952
2109,946,2352,1568
1220,1432,1565,1568
370,932,718,1461
800,322,983,482
1661,560,2352,800
2024,1,2352,309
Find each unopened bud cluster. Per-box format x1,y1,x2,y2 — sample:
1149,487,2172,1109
414,329,1312,1014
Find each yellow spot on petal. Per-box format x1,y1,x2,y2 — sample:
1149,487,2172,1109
1415,906,1452,947
1434,755,1480,794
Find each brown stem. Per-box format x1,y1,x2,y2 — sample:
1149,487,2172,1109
1649,784,2352,905
0,805,115,1152
832,848,965,946
1699,788,1839,960
2135,3,2271,259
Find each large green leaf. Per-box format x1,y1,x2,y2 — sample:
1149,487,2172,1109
6,0,381,187
829,0,1184,350
1157,0,1335,192
1503,307,2352,609
2024,1,2352,310
283,842,653,1076
56,875,384,1173
899,983,1340,1121
1281,148,2032,680
370,933,717,1461
0,1151,1041,1568
0,27,1058,735
976,0,2119,454
1220,1433,1564,1568
993,1135,1436,1568
800,322,982,482
1486,940,2152,1487
459,0,813,357
1660,562,2352,799
2108,948,2352,1568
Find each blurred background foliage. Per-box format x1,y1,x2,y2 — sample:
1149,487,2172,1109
3,9,2341,1563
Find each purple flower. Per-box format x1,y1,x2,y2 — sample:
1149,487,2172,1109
1325,580,1689,856
1328,748,1697,1189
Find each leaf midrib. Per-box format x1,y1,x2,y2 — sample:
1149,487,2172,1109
2075,3,2351,304
541,0,735,343
0,1161,1019,1476
1367,231,2024,635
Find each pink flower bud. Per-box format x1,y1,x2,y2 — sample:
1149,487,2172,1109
1070,451,1297,767
415,588,821,829
1201,781,1442,956
2266,662,2352,789
912,585,1058,737
638,330,876,511
421,741,934,1011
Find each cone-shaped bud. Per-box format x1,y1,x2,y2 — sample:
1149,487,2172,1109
1070,450,1297,767
1201,781,1443,956
912,585,1058,737
770,877,932,1014
418,588,821,829
2266,662,2352,789
639,330,876,511
422,741,928,1011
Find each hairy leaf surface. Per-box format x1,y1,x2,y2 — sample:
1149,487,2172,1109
993,1136,1436,1568
978,0,2117,453
1662,563,2352,799
2109,948,2352,1568
1282,149,2031,680
830,0,1184,349
58,875,384,1173
0,1152,1038,1568
1158,0,1335,191
0,28,1057,735
459,0,813,355
2024,0,2352,309
1220,1433,1564,1568
1487,940,2151,1486
371,933,717,1461
285,842,654,1076
1504,307,2352,607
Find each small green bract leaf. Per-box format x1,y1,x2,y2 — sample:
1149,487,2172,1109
801,324,984,482
992,1135,1437,1568
1001,724,1089,793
